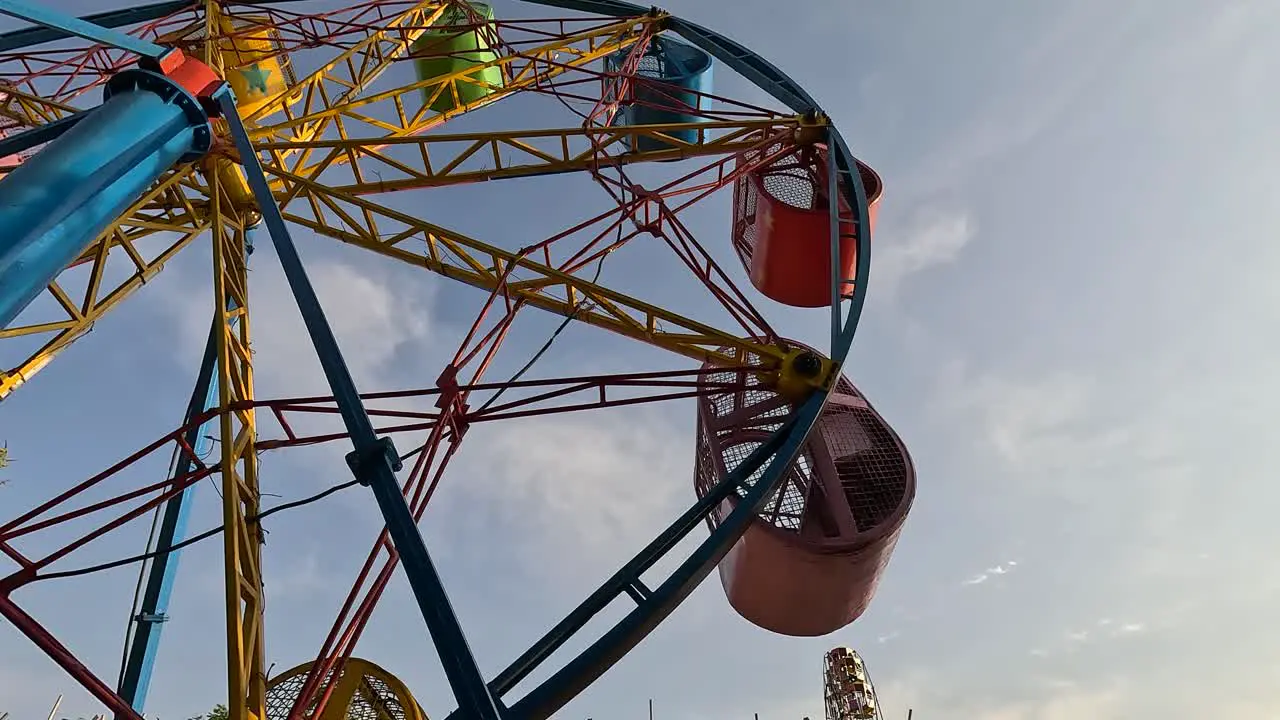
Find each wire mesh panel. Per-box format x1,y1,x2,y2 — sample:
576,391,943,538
731,144,882,308
604,36,713,151
694,340,914,636
265,659,427,720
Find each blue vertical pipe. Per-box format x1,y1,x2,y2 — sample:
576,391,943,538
116,317,224,716
0,67,211,329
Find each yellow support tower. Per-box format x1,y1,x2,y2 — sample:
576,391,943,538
209,175,266,720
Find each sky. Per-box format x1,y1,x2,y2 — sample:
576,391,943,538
2,1,1280,719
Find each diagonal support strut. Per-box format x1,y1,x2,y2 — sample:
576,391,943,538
216,90,504,720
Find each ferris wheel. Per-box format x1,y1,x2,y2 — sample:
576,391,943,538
0,2,916,720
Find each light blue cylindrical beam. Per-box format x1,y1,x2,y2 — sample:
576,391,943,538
0,68,212,328
116,315,224,717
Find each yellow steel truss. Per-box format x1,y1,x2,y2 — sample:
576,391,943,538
266,166,790,370
208,175,266,720
0,167,208,399
0,7,811,716
255,13,659,181
0,4,682,396
0,86,76,127
259,118,805,193
243,1,450,148
191,7,266,720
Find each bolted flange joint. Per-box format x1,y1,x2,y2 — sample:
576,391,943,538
345,436,404,486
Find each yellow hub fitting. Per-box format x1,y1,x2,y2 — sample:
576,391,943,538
794,111,830,146
774,347,836,401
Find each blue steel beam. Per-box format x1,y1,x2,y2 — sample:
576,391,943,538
828,127,843,351
430,5,876,720
116,315,227,717
825,128,873,350
506,397,823,720
0,0,316,52
514,0,653,17
0,111,91,159
0,0,171,63
216,91,504,720
522,0,812,113
0,67,212,329
0,1,193,52
474,412,796,704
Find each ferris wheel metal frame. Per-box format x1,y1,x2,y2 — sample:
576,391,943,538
0,2,877,720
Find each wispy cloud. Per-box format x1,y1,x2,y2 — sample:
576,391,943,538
163,254,435,397
452,410,689,581
871,672,1125,720
1115,622,1145,636
1036,617,1147,660
873,209,976,297
1065,630,1089,644
962,560,1019,587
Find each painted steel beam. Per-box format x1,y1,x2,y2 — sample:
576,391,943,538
219,91,503,720
516,0,650,18
116,315,223,717
0,87,78,130
261,118,803,194
667,18,816,114
0,111,91,159
207,181,266,720
250,12,654,147
268,167,795,373
0,170,208,402
240,0,449,182
521,1,818,112
0,0,193,52
0,0,304,52
0,0,171,63
0,67,212,329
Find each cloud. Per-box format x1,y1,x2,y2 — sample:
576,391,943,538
870,672,1125,720
155,249,442,502
1031,617,1146,660
164,254,434,398
252,260,433,394
930,363,1189,506
962,560,1019,587
264,550,329,602
454,410,689,578
946,370,1098,472
973,684,1125,720
897,4,1157,197
873,210,976,297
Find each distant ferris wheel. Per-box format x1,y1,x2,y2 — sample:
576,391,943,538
824,647,882,720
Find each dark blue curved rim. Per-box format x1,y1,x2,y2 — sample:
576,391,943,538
465,4,876,718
